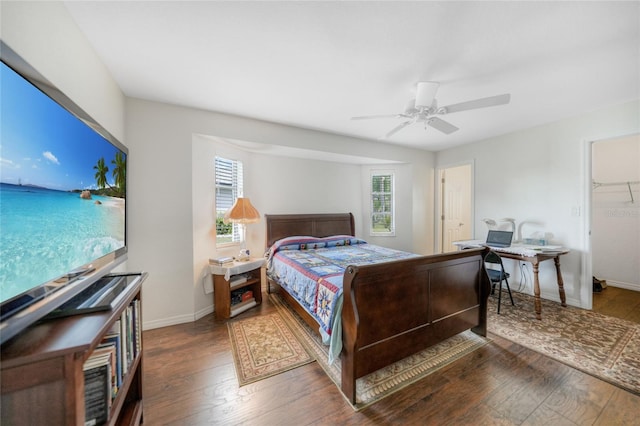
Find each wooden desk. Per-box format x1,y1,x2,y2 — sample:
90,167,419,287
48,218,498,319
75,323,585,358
493,249,569,320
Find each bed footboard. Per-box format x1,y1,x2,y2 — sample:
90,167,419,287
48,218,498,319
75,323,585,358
340,247,490,403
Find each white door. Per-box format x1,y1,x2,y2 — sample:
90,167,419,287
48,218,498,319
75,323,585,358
441,164,472,253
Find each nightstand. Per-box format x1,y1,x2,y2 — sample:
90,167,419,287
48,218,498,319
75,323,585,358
210,258,265,320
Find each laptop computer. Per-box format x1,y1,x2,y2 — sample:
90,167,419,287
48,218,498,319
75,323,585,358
485,230,513,248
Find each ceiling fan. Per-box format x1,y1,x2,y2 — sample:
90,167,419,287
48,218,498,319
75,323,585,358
351,82,511,139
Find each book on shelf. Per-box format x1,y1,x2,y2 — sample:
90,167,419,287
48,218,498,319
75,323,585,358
100,323,122,389
90,344,118,399
83,352,112,426
230,298,257,317
229,275,248,286
241,290,253,302
230,288,253,305
133,299,142,356
83,297,142,426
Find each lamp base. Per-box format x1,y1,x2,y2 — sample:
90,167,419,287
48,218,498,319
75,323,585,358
236,248,250,261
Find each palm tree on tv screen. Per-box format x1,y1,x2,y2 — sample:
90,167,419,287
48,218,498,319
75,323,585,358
111,151,126,197
94,157,109,190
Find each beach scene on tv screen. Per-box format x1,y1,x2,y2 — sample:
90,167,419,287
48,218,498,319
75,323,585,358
0,62,126,303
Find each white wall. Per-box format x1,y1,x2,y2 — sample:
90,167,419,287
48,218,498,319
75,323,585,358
128,98,434,329
591,134,640,290
1,2,125,142
1,2,128,281
10,1,638,326
436,101,640,309
191,135,365,318
2,1,435,329
359,165,418,250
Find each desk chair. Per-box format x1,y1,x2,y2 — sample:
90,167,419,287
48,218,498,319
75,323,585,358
484,251,514,314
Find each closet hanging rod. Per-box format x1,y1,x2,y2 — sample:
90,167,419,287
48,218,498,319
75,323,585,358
592,180,639,189
592,180,639,203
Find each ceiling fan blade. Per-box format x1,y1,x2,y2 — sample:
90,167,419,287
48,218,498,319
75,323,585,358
439,93,511,114
427,117,459,134
384,120,413,139
351,114,402,120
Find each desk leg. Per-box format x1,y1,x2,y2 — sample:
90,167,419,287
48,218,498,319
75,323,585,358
554,256,567,307
532,262,543,320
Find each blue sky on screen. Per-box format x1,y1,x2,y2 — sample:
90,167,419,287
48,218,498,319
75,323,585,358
1,62,123,192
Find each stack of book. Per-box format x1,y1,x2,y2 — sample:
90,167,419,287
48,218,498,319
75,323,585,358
209,257,234,266
83,352,112,426
229,275,248,287
83,299,142,426
230,289,256,317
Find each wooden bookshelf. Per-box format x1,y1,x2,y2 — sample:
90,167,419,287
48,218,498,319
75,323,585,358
1,272,147,426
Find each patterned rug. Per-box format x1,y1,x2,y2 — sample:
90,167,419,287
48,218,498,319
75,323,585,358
270,294,489,410
228,313,314,386
488,291,640,395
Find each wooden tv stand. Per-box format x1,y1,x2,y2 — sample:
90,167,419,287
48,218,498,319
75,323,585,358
1,272,147,426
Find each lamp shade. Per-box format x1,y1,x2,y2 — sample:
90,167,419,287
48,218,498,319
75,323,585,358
415,81,439,108
223,197,261,224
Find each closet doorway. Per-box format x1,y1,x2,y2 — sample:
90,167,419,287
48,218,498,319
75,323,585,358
590,134,640,314
438,163,473,253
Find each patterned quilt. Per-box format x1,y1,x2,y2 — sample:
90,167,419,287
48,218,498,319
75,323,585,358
266,235,417,362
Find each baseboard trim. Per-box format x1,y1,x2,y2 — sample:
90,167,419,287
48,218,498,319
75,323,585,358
143,313,194,331
606,280,640,292
142,306,215,331
195,305,214,321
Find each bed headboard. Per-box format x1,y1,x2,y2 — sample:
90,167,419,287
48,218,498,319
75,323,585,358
265,213,355,248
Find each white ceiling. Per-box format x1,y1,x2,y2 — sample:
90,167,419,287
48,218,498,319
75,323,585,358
64,1,639,152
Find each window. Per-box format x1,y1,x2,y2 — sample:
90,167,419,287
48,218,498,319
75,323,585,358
215,156,243,245
370,172,395,235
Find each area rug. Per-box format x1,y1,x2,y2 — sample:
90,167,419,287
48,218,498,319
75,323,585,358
228,313,314,386
487,291,640,395
270,293,490,410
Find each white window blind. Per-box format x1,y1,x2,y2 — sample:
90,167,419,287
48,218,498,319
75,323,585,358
370,172,395,236
215,156,243,245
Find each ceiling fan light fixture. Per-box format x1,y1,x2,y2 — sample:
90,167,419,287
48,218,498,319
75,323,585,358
415,81,439,108
352,81,510,139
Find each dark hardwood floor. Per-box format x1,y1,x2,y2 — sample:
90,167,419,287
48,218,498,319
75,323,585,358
142,291,640,425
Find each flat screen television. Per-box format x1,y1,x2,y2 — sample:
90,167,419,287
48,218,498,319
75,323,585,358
0,42,128,344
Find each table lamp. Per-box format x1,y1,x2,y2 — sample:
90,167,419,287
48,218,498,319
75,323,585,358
223,197,260,259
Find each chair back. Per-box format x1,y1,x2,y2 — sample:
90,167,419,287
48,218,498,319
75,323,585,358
484,251,508,281
483,250,515,313
484,250,505,266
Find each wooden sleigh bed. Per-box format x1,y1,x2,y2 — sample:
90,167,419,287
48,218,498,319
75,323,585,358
265,213,491,404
